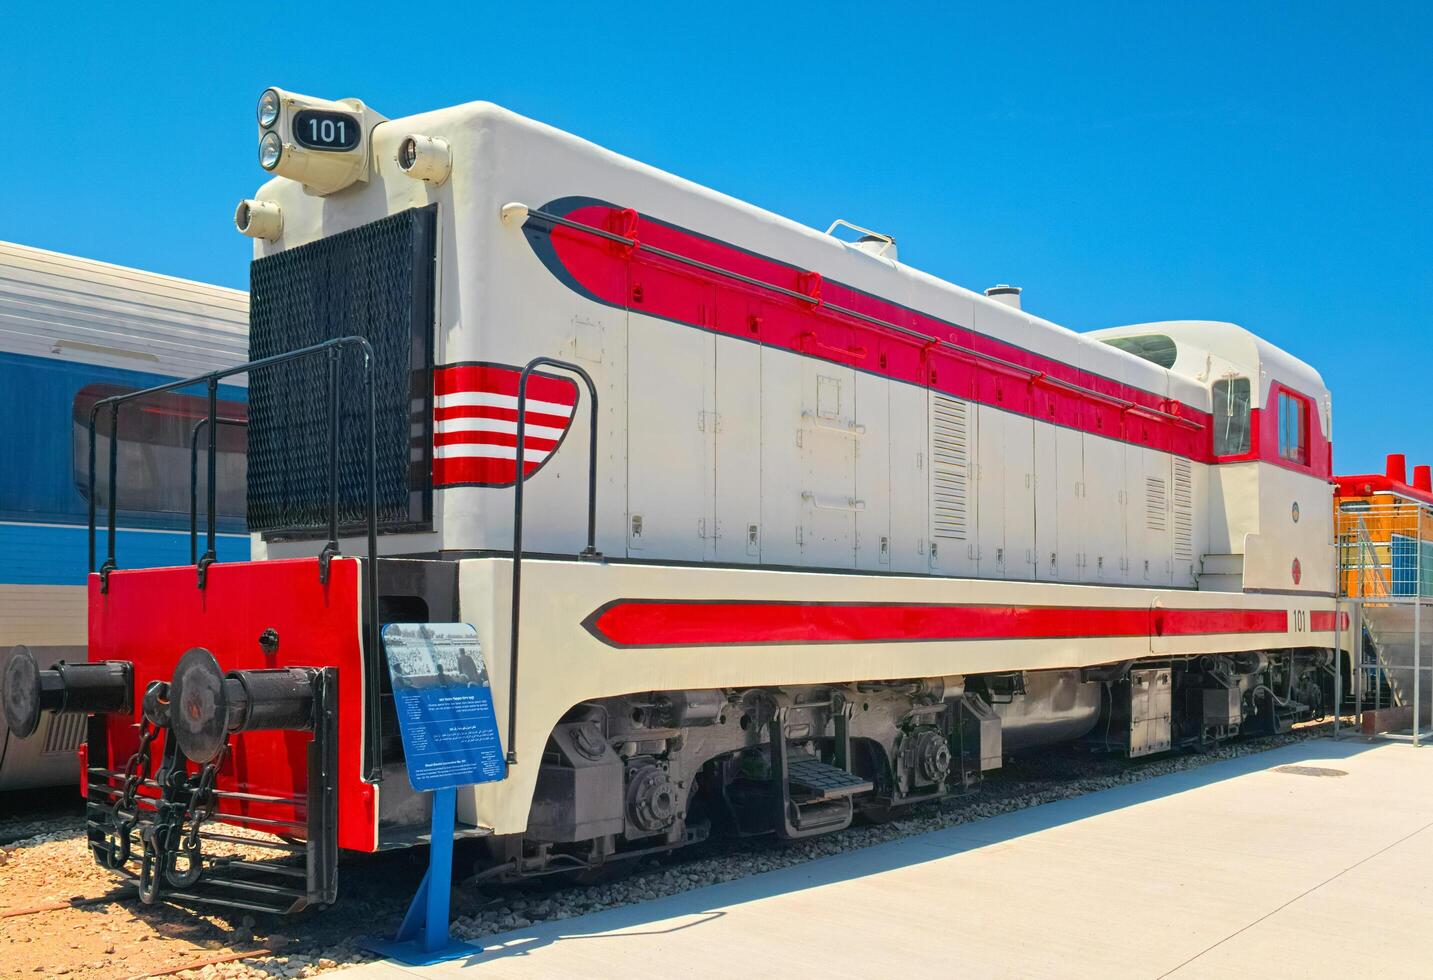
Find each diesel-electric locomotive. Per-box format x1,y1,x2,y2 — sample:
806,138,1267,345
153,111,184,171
0,90,1350,912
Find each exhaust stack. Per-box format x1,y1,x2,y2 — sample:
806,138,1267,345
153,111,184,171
985,284,1022,310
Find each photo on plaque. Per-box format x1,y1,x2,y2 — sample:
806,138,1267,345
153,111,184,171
381,623,507,791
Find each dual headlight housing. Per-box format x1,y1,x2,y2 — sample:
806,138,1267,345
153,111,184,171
252,87,382,196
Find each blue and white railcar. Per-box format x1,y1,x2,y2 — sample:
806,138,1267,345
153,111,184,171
0,242,249,789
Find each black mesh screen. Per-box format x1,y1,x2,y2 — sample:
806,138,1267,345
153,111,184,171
247,206,435,534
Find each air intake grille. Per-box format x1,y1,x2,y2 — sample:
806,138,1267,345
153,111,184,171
247,207,435,534
1172,458,1194,560
1145,477,1168,531
930,395,970,540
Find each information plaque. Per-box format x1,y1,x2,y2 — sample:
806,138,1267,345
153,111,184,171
380,622,507,791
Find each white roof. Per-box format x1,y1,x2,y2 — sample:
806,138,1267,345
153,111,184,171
0,240,249,382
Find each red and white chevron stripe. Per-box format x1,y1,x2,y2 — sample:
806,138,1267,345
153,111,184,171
432,363,579,487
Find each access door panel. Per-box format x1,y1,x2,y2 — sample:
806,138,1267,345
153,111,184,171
798,335,859,569
627,314,713,561
975,404,1006,577
713,300,762,564
854,372,891,571
1081,431,1126,582
1002,411,1036,579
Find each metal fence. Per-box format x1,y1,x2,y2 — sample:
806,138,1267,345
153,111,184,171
1335,496,1433,744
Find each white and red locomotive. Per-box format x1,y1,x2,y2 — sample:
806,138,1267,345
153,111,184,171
0,91,1349,911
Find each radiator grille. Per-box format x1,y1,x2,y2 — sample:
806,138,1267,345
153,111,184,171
247,207,435,534
1172,458,1194,560
930,395,970,540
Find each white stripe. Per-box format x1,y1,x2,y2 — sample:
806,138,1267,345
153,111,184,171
435,444,551,462
434,391,575,416
434,418,567,440
0,520,247,539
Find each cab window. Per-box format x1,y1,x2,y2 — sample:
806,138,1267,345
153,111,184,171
1277,390,1308,464
1212,377,1251,456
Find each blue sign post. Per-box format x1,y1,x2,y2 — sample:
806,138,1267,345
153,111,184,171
363,622,506,966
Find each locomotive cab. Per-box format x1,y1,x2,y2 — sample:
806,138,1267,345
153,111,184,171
1094,320,1334,594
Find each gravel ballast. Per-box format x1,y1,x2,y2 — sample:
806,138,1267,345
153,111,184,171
0,723,1340,979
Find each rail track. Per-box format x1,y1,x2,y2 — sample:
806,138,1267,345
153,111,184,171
0,722,1339,979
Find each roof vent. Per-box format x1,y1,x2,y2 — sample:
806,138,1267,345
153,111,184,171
826,219,897,262
984,284,1022,310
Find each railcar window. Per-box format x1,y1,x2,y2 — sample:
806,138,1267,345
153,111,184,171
1102,334,1178,369
1212,377,1251,456
72,384,248,521
1277,391,1309,464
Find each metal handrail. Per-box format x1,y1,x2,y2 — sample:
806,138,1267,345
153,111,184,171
188,416,248,565
520,204,1203,432
507,356,602,766
86,335,385,782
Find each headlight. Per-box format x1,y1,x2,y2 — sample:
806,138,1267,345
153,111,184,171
396,134,452,185
259,131,283,170
234,198,283,240
257,88,281,129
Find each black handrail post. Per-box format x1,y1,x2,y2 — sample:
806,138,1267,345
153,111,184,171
87,409,99,573
507,357,601,766
190,417,248,567
196,379,219,588
319,346,341,584
190,418,205,566
100,402,120,592
361,341,382,784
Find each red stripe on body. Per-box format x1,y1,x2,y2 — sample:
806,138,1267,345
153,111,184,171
434,363,579,404
433,457,543,486
1310,610,1350,631
531,201,1332,478
432,363,579,487
586,600,1290,648
545,203,1210,463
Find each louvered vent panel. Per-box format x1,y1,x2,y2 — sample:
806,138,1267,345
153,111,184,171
1145,477,1168,531
42,712,85,755
1172,458,1194,560
930,395,969,540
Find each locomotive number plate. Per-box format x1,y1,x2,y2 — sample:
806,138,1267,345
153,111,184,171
292,109,361,151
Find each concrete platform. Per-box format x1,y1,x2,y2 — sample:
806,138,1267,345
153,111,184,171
350,738,1432,979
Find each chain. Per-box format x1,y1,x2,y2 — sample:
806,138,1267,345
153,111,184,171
137,733,186,903
165,741,229,889
102,718,156,870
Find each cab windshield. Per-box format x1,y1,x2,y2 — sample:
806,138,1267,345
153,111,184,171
1212,377,1251,456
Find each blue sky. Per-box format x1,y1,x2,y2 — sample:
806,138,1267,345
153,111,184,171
3,3,1428,475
